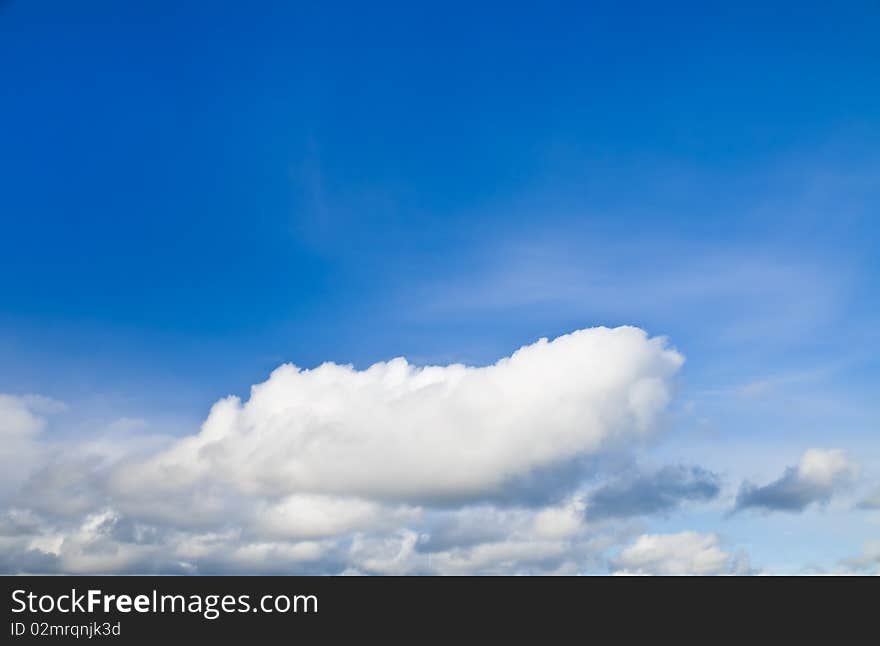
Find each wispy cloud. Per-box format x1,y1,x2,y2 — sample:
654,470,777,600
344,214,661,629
412,233,849,350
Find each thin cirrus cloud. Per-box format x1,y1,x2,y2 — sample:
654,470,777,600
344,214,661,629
0,326,710,574
733,449,859,513
416,234,845,348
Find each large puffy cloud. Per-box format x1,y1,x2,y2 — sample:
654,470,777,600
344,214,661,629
734,449,859,513
0,326,744,575
111,326,683,505
611,532,750,575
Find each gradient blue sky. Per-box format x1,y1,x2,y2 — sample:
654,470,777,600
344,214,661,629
1,1,879,573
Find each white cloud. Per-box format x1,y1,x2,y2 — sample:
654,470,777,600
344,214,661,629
254,495,421,541
612,531,748,575
533,497,586,539
797,449,859,488
110,326,683,504
349,529,422,575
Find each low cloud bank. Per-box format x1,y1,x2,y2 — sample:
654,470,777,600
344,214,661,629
0,326,735,574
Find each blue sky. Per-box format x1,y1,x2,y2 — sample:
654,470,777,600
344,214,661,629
1,1,879,574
